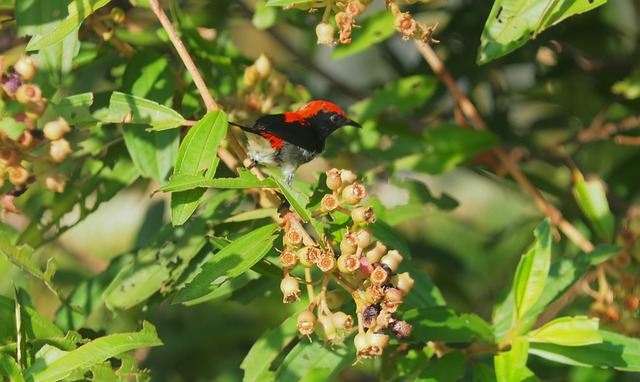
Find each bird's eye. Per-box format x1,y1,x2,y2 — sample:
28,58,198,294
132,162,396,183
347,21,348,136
330,114,342,124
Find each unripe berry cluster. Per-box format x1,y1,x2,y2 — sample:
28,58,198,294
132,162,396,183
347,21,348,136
277,0,438,46
279,168,413,361
0,55,73,219
587,216,640,336
240,53,303,116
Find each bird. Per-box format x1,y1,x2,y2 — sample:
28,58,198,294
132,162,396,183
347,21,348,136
229,100,362,185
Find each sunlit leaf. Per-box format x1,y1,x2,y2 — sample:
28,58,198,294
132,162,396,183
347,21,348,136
478,0,607,64
241,316,298,382
173,224,279,304
572,169,614,241
403,307,494,343
529,330,640,371
25,0,111,51
528,316,602,346
495,337,529,382
332,11,395,59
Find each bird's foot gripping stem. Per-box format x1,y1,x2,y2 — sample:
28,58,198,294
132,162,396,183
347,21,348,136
245,159,258,170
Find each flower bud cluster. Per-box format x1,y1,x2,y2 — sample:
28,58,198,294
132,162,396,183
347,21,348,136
0,55,73,219
277,169,413,360
237,53,304,120
389,2,439,44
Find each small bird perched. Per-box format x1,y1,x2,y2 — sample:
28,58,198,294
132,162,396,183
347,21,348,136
229,100,362,185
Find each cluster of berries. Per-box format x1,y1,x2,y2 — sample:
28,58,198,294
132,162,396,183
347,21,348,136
278,169,414,361
281,0,438,46
241,54,305,116
588,216,640,335
0,55,72,219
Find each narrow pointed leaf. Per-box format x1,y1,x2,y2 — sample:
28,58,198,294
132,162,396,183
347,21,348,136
513,219,551,320
173,224,279,304
170,110,228,225
528,316,602,346
572,170,614,241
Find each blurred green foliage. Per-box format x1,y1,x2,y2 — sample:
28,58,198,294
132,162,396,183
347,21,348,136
1,0,640,381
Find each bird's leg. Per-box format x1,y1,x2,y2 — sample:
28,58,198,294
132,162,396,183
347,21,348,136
245,159,258,170
284,172,294,186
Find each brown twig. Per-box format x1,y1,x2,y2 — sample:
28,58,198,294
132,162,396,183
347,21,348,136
148,0,282,206
414,40,595,253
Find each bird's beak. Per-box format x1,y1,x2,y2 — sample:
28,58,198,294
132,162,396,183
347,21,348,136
345,119,362,128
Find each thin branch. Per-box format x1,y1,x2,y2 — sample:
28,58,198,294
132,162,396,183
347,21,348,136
149,0,220,112
414,40,595,253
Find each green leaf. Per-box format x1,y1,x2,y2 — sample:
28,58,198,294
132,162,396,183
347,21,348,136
528,316,602,346
25,0,111,51
241,315,298,382
102,220,208,310
403,307,494,343
122,50,179,181
173,224,279,304
529,330,640,371
16,0,80,88
52,92,186,129
252,0,280,30
494,337,529,382
0,239,71,307
492,245,619,341
273,337,354,381
332,11,395,59
275,178,312,222
0,118,29,140
513,219,551,321
418,350,467,381
612,67,640,100
396,126,497,174
25,322,162,382
350,75,437,121
170,110,228,226
160,170,272,193
20,147,140,247
0,353,25,382
572,170,614,241
266,0,311,6
478,0,607,64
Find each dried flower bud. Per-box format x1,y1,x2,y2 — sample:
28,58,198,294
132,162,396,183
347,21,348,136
280,275,301,303
15,84,42,104
337,254,360,274
297,310,316,337
17,130,34,149
317,255,337,273
355,228,372,248
384,287,403,303
297,246,321,267
380,250,403,272
243,66,260,89
8,165,29,186
370,266,390,286
315,316,338,341
362,304,380,328
110,7,126,23
345,0,365,16
340,231,358,254
43,117,71,141
0,149,21,166
340,169,357,185
25,99,46,120
315,22,335,45
624,295,639,312
13,56,37,82
49,138,72,163
279,249,298,269
365,242,387,264
391,320,413,339
44,174,67,193
321,194,339,212
254,54,272,78
351,206,376,225
366,332,389,356
394,12,417,40
332,311,353,331
284,228,303,247
393,272,414,295
365,284,385,304
325,290,345,309
354,332,369,356
342,183,366,205
326,168,342,190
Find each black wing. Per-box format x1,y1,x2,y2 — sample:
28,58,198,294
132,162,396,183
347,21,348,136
249,114,324,153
